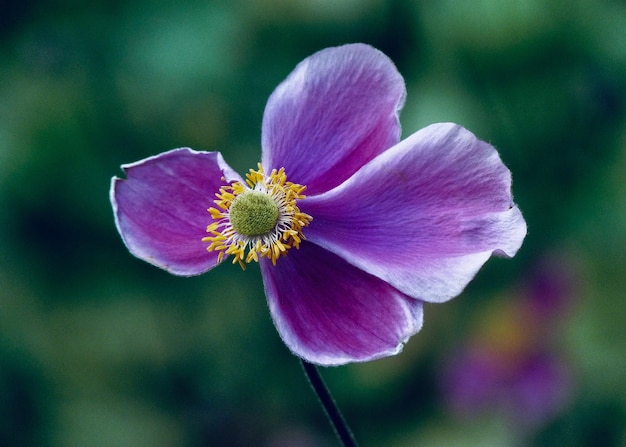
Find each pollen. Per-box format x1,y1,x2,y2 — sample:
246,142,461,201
202,164,312,269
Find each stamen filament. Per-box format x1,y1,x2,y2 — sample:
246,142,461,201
202,164,312,268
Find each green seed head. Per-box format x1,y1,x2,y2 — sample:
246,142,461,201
229,191,279,236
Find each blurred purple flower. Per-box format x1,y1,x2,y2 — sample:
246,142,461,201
441,256,575,429
110,44,526,366
443,346,571,429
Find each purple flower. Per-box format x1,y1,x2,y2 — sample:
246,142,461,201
110,44,526,366
440,255,577,430
442,346,571,430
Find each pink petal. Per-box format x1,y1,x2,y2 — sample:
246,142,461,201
302,123,527,303
111,148,241,276
260,242,424,366
261,43,406,195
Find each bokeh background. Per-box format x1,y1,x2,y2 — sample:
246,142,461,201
1,0,625,446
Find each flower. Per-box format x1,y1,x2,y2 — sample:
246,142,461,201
110,43,527,366
442,347,571,430
440,255,576,430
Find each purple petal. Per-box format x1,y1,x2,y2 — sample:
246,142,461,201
302,123,527,303
260,242,423,366
111,148,241,276
441,346,502,415
512,354,571,427
261,43,406,195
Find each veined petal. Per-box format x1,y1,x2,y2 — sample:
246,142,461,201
303,123,527,303
111,148,242,276
261,43,406,195
260,242,424,366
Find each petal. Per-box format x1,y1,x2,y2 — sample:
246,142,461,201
261,43,406,195
111,148,242,276
260,242,424,366
302,123,527,303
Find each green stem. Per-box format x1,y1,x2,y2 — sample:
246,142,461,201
301,359,359,447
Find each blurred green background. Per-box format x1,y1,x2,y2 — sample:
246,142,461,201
1,0,625,446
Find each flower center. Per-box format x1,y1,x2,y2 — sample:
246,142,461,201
229,191,279,236
202,164,312,269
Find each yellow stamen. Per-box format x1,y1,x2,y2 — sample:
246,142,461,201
202,164,312,268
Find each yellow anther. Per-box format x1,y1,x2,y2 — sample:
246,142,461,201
202,164,312,268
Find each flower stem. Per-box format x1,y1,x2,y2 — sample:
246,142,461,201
300,359,360,447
